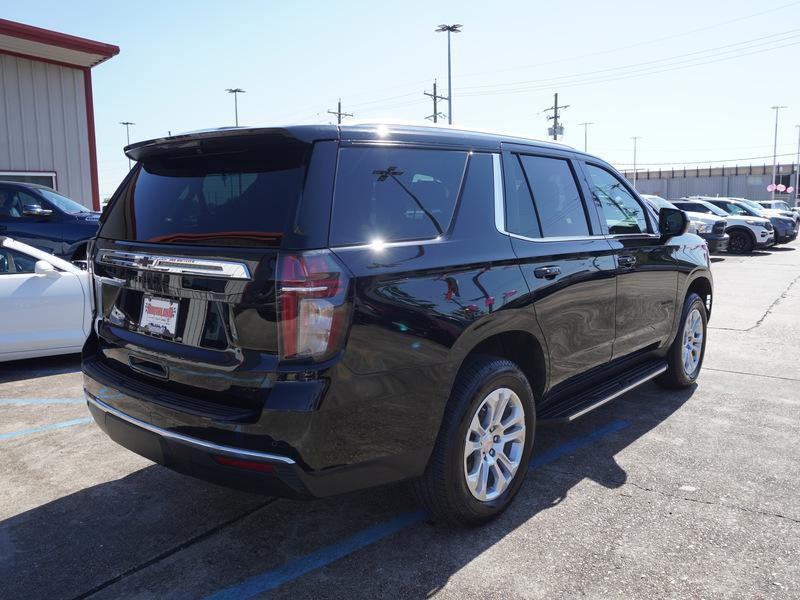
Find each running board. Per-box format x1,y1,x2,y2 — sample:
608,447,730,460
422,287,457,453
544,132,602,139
538,360,668,423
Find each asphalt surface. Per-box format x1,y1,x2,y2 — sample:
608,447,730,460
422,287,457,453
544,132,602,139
1,241,799,599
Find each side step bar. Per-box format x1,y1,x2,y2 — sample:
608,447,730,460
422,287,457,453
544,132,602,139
539,360,667,423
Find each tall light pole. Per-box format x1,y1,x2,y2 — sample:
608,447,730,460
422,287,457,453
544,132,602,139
770,105,787,199
794,125,800,207
120,121,135,170
226,88,246,126
435,24,461,125
579,122,593,152
631,136,641,189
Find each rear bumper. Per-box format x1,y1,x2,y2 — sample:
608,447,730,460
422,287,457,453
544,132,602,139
86,390,311,498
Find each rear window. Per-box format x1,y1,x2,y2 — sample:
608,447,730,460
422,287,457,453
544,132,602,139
100,141,309,247
330,147,468,246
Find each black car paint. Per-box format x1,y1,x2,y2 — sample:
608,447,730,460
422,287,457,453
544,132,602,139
0,181,99,260
83,124,712,498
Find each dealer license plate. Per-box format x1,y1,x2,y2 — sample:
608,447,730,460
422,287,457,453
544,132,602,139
140,296,179,337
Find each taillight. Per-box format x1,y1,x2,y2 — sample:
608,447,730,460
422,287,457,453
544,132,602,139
277,250,351,362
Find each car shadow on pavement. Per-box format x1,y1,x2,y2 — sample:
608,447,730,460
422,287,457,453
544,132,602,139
0,382,696,599
0,354,81,384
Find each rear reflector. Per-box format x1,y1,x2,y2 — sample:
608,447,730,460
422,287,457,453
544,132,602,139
212,455,275,473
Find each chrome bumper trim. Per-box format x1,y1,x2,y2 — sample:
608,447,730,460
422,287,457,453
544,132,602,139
85,390,296,465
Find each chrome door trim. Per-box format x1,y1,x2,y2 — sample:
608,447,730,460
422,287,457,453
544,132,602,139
98,251,251,280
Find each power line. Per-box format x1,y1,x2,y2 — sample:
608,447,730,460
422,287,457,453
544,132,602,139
457,37,800,98
458,29,800,95
615,152,798,167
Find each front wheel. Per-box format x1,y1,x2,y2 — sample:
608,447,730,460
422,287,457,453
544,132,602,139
413,356,535,526
727,230,753,254
656,293,708,389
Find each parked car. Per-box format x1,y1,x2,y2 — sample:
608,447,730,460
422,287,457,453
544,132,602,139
83,124,712,525
0,237,91,362
641,194,729,253
700,197,797,246
0,181,100,266
672,198,773,254
756,199,799,225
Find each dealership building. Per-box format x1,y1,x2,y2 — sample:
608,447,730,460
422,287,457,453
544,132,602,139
621,163,799,204
0,19,118,211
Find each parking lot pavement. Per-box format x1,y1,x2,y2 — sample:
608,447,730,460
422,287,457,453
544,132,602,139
1,241,799,599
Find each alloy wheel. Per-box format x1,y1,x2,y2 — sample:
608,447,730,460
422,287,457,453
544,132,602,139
463,387,526,501
681,307,704,376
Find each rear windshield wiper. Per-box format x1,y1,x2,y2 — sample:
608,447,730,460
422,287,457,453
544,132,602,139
373,166,444,236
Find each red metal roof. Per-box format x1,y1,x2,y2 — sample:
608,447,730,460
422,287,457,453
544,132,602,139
0,18,119,68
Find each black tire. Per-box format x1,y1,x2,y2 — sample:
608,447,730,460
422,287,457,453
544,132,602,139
727,229,754,254
413,355,536,526
656,293,708,389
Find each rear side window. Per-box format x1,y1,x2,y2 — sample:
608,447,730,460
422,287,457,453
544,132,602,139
100,140,309,247
330,147,468,246
503,154,541,238
519,155,589,237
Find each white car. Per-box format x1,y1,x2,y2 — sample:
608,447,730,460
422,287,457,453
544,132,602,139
672,198,774,253
0,237,91,362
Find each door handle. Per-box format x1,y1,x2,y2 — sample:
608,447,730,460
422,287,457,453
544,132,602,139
534,265,561,279
618,255,637,268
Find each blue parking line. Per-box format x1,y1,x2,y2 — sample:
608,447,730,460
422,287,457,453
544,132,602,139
205,418,630,599
0,417,92,441
0,398,84,405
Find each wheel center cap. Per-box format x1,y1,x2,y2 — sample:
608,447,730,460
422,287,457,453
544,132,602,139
481,437,493,453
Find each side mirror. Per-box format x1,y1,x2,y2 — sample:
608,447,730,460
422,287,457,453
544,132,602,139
23,204,53,217
34,259,57,275
659,207,689,238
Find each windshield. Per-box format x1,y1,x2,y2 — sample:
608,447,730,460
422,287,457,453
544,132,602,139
694,202,728,217
773,201,791,211
735,199,767,215
39,189,90,214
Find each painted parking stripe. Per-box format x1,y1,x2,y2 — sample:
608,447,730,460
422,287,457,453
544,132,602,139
0,417,92,441
205,418,630,599
0,398,83,405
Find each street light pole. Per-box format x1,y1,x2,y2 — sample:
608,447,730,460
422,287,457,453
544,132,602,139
226,88,246,126
436,24,462,125
120,121,135,170
631,136,641,190
794,125,800,207
770,105,787,199
579,122,593,152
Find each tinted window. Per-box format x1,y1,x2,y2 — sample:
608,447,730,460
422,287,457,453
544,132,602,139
0,189,38,219
585,165,648,234
504,154,540,238
100,140,310,247
520,155,589,237
331,147,467,246
0,248,37,274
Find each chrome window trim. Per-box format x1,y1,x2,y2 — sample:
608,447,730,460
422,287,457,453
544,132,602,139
492,153,608,243
98,251,251,280
85,391,296,465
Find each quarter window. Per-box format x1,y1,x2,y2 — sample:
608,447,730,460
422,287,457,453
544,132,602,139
585,165,648,235
331,147,468,246
519,155,589,237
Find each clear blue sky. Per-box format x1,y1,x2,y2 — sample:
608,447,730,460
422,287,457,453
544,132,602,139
5,0,800,198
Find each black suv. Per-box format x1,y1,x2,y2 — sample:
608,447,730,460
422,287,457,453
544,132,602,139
83,125,712,525
0,181,100,263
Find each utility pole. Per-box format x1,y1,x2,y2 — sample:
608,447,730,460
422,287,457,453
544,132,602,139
225,88,245,126
770,105,787,199
631,136,642,189
327,98,353,125
544,93,570,141
578,122,593,152
794,125,800,207
424,80,447,123
436,24,462,125
120,121,135,170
